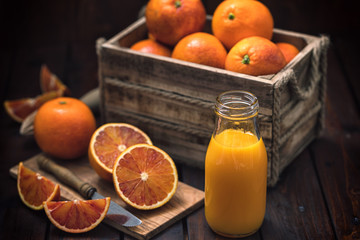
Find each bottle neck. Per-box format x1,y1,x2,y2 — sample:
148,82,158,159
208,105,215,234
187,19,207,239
215,90,259,119
213,91,260,139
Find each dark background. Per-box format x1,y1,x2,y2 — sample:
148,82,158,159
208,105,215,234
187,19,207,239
0,1,359,239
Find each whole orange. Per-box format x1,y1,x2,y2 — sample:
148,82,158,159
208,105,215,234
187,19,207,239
145,0,206,46
130,39,172,57
225,36,287,76
212,0,274,50
34,97,96,160
276,42,300,64
171,32,227,69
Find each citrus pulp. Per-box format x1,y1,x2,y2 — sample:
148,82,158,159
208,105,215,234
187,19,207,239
17,162,60,210
43,198,110,233
88,123,153,181
113,144,178,210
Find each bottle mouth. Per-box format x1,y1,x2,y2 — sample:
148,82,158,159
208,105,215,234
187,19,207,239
215,90,259,119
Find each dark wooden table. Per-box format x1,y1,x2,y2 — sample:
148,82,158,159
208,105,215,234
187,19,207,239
1,1,359,239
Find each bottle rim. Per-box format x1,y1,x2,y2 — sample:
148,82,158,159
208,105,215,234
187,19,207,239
215,90,259,119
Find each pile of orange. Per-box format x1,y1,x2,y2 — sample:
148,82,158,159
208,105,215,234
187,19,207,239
129,0,300,76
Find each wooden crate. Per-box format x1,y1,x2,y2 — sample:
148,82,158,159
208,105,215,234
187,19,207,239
97,16,330,186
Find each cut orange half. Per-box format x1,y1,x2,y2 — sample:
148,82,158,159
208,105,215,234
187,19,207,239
113,144,178,210
17,162,60,210
89,123,153,181
43,198,110,233
4,91,63,123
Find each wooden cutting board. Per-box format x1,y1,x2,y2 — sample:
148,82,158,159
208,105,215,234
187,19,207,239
9,153,204,240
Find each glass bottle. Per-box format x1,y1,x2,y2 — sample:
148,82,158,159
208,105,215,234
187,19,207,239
205,90,268,238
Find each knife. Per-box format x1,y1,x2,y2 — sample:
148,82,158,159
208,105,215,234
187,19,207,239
36,154,142,227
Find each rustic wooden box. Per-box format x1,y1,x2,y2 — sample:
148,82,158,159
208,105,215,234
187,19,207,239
97,16,329,186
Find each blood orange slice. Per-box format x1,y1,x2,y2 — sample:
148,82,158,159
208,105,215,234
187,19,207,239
4,91,63,123
40,64,70,95
43,198,110,233
17,162,60,210
113,144,178,210
88,123,153,181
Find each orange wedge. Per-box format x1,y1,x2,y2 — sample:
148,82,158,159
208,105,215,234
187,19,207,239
4,65,70,123
113,144,178,210
4,91,63,123
88,123,153,181
43,198,110,233
17,162,60,210
40,64,70,95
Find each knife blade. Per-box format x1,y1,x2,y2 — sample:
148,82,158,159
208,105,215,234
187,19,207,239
36,154,142,227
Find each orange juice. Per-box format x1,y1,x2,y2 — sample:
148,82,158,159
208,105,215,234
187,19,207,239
205,129,267,237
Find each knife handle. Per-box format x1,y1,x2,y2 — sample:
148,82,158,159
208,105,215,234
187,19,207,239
36,155,96,199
